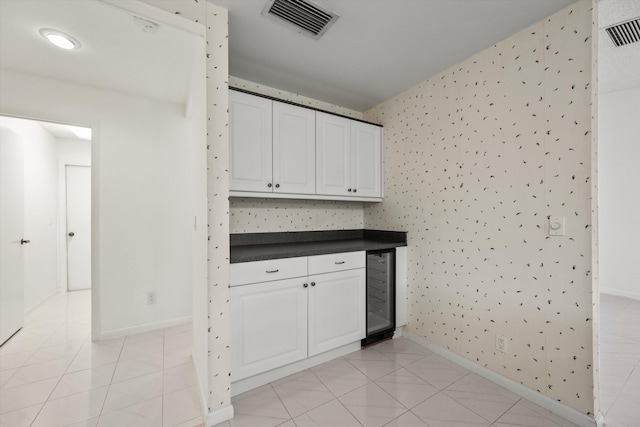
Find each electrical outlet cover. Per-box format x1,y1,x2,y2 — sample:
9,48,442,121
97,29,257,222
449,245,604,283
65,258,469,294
549,216,565,236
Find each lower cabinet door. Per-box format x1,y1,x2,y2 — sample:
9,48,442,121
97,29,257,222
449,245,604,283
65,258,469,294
231,278,308,381
308,268,366,356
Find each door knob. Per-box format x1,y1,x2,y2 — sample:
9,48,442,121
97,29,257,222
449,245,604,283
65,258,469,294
68,232,75,237
20,239,30,245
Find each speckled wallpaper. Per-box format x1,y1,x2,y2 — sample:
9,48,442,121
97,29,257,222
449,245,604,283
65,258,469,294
230,198,364,233
363,0,596,416
228,78,366,234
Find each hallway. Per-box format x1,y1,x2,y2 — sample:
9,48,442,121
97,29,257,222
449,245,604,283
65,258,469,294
599,294,640,427
0,291,201,426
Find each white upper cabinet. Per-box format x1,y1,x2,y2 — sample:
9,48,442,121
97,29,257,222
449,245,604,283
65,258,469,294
315,112,351,196
229,90,383,201
229,90,273,192
316,112,382,198
273,101,316,194
351,121,382,198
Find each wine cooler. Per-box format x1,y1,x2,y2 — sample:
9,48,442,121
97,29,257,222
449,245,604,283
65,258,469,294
362,249,395,346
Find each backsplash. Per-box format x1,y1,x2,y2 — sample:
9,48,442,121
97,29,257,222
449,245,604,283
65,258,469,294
364,0,596,416
230,198,363,233
228,78,366,234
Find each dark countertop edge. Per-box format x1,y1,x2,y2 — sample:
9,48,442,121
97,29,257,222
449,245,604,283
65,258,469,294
230,229,407,264
231,229,406,247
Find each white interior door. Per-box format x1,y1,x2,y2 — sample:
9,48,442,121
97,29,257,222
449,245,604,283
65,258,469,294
0,127,25,344
66,165,91,291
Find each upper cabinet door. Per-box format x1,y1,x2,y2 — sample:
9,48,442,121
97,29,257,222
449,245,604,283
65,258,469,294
351,121,382,198
273,102,316,195
316,112,351,196
229,91,273,192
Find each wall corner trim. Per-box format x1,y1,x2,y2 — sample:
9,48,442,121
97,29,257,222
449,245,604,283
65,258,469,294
404,332,598,427
206,404,234,427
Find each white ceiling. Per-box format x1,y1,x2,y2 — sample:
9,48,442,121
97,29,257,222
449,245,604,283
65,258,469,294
0,0,201,105
1,0,636,114
598,0,640,94
213,0,579,111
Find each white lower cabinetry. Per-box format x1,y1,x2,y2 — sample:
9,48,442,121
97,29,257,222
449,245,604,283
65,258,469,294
308,269,365,356
230,277,307,381
230,252,366,385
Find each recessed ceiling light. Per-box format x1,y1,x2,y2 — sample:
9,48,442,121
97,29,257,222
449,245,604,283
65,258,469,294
39,28,81,50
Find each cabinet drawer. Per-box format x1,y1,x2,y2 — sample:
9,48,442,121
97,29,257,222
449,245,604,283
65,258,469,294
308,251,365,275
231,257,307,286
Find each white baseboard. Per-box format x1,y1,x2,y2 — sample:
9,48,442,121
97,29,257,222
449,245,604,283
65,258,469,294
600,287,640,301
96,316,192,341
404,332,598,427
206,404,234,427
595,411,605,427
24,289,59,314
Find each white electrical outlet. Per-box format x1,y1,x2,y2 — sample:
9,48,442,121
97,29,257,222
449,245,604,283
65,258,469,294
147,291,156,305
496,334,508,353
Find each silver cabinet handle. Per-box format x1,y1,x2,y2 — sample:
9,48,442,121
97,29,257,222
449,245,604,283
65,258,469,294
266,269,279,273
334,261,345,265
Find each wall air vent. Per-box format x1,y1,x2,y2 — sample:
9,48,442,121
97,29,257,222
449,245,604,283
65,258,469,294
262,0,339,40
604,17,640,47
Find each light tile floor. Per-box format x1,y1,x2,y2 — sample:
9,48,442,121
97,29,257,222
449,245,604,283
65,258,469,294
2,291,637,427
0,291,202,427
214,337,580,427
599,293,640,427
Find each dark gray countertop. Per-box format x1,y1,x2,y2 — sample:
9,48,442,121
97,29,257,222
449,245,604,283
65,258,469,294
230,229,407,263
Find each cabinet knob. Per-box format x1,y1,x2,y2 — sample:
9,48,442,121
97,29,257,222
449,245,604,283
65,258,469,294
311,282,316,286
353,189,357,193
275,183,280,188
267,183,272,188
347,188,352,192
303,283,308,288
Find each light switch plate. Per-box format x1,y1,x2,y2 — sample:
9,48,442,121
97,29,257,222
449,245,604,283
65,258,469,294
549,216,565,236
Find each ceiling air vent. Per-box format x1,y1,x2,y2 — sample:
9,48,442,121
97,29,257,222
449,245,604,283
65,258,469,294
604,17,640,47
262,0,339,40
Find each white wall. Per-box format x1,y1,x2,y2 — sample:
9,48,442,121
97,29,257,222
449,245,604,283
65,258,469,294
0,117,59,312
598,86,640,300
0,69,200,339
56,137,91,293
